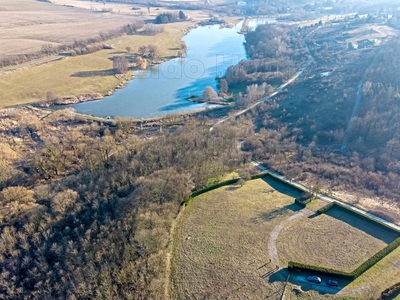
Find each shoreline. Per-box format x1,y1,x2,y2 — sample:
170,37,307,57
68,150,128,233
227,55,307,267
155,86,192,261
33,23,200,109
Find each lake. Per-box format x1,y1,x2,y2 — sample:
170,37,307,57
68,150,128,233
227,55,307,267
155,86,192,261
71,22,247,119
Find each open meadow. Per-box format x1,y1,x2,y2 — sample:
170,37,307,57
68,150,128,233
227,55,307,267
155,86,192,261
169,177,400,299
277,205,398,272
0,21,192,108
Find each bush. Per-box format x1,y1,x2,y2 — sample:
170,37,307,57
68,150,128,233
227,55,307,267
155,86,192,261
351,236,400,278
295,192,312,207
317,202,334,213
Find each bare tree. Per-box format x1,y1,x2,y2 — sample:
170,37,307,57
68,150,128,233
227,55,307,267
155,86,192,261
202,86,217,101
147,45,159,59
136,57,148,70
46,91,56,102
218,79,229,94
113,56,129,74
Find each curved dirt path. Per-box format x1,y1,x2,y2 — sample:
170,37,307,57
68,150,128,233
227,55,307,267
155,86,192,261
268,208,313,263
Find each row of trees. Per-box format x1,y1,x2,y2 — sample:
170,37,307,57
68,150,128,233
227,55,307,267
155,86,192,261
155,11,187,24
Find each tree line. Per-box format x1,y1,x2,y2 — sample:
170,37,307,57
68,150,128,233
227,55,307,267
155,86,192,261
225,24,307,88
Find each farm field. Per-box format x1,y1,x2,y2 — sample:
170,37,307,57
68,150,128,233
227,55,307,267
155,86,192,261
0,0,137,57
0,21,192,108
169,177,400,299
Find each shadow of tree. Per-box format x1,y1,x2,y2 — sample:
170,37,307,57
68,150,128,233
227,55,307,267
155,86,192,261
71,69,115,77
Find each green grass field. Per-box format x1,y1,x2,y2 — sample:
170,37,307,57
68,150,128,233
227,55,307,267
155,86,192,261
0,21,192,108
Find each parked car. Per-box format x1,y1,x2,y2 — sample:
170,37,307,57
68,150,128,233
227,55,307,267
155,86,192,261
326,280,338,287
306,276,322,283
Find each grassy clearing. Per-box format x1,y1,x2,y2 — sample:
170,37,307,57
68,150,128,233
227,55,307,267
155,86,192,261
277,207,395,272
306,198,330,211
169,178,301,299
0,21,192,108
339,246,400,299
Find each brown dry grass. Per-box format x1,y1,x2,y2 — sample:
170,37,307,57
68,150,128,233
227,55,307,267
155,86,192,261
0,21,192,108
168,178,400,299
169,178,301,299
277,206,398,272
0,0,138,56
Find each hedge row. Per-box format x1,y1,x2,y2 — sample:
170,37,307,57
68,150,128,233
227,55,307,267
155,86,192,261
288,233,400,280
295,193,313,208
381,282,400,299
185,172,276,206
250,172,270,180
317,202,334,213
352,236,400,278
288,261,354,280
185,178,240,206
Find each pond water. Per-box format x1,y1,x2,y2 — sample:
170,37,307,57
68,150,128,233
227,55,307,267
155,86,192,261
71,22,247,119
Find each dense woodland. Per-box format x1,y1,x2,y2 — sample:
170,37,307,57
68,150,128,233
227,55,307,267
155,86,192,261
238,34,400,211
0,109,242,299
226,24,307,88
